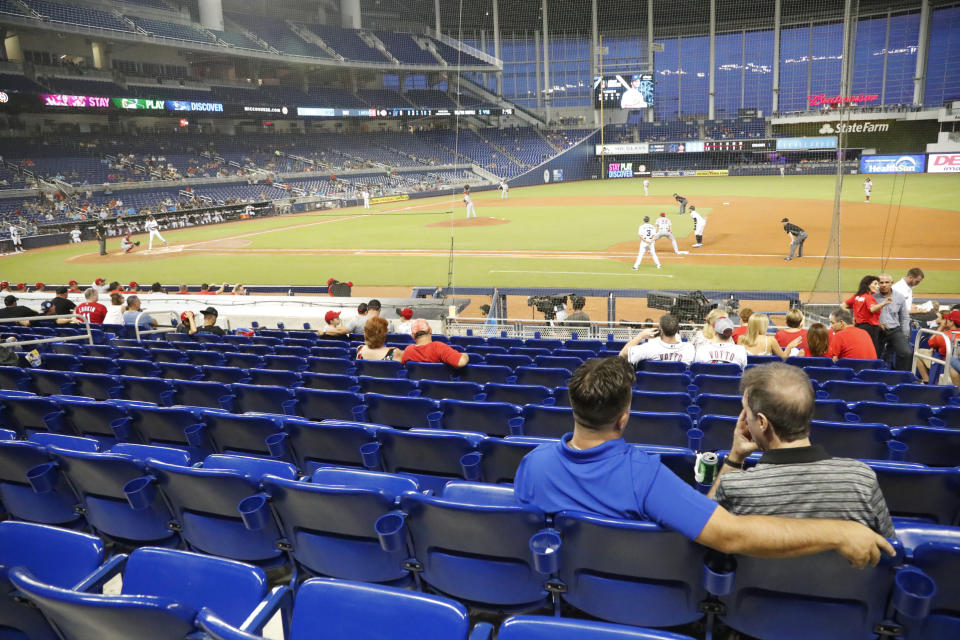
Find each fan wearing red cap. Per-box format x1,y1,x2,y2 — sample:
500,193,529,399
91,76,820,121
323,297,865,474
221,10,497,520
34,282,45,292
0,281,9,292
128,281,139,293
401,319,468,368
67,280,82,293
92,278,107,295
16,283,25,291
318,310,350,340
397,307,414,335
926,309,960,385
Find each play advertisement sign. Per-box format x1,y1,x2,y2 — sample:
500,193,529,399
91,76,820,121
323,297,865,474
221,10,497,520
927,153,960,173
860,155,926,174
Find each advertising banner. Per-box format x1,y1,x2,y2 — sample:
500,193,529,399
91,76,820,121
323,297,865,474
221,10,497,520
165,100,224,112
927,153,960,173
695,170,729,177
859,155,926,174
596,143,649,156
112,97,165,110
369,194,409,205
606,162,649,178
40,94,109,108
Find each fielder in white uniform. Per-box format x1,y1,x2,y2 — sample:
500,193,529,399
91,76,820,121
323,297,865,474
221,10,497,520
464,191,477,219
362,190,370,209
69,228,82,243
643,178,650,196
689,206,706,247
864,177,873,203
632,216,661,269
144,216,168,250
499,181,508,199
8,225,23,253
654,212,688,255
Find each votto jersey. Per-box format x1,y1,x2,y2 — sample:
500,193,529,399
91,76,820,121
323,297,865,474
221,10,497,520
693,341,747,368
626,339,695,364
638,223,657,242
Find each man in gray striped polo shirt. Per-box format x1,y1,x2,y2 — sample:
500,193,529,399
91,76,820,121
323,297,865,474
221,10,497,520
708,363,895,538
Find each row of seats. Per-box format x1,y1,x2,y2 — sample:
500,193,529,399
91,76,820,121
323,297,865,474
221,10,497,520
1,442,958,639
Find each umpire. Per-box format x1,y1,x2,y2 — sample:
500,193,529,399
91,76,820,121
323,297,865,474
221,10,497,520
781,218,807,261
95,221,106,256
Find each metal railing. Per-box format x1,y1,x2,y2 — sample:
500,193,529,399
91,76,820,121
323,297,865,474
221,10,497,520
130,310,179,342
443,317,706,343
911,328,955,386
0,314,94,346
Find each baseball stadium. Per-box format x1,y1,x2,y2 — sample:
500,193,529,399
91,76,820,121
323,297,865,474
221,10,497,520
0,0,959,638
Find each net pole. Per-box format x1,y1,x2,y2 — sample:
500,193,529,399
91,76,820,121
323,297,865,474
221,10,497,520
599,35,604,178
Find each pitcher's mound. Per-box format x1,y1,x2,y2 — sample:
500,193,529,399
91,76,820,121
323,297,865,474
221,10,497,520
425,217,510,228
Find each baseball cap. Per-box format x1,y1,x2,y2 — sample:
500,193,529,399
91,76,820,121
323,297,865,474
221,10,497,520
95,278,105,285
945,310,960,325
40,300,53,313
179,311,192,324
35,282,44,289
16,283,24,290
68,280,77,286
4,295,16,305
129,281,138,290
324,310,341,324
643,216,650,223
714,317,735,338
200,307,218,317
357,302,368,313
659,212,666,217
400,307,413,320
781,218,789,223
0,281,7,289
410,318,431,336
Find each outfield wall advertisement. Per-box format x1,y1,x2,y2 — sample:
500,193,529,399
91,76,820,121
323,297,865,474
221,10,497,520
859,155,927,174
927,153,960,173
772,119,940,153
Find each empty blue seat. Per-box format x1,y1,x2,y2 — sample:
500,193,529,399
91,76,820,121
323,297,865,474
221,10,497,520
554,512,709,628
294,388,365,422
894,426,960,467
245,367,301,387
857,369,918,385
310,346,351,358
262,354,308,371
405,361,460,382
71,372,123,400
77,355,119,375
158,361,204,381
806,420,893,460
637,360,688,373
526,339,563,350
891,383,958,406
440,399,523,437
515,366,572,388
116,346,151,360
486,354,535,369
203,365,251,384
0,392,66,437
786,356,834,368
364,393,440,429
240,344,275,356
125,403,207,455
690,374,741,396
11,546,278,640
232,383,297,415
836,358,885,371
116,358,163,378
375,428,483,492
849,401,933,427
57,396,130,445
418,379,484,401
298,372,357,391
488,337,524,349
223,352,264,369
84,344,118,358
451,336,487,348
509,347,551,358
564,339,603,352
498,616,695,640
118,375,176,406
895,526,960,639
199,411,287,459
478,438,540,483
174,379,235,410
356,375,417,395
398,492,551,608
0,365,30,392
27,368,76,396
483,382,553,406
625,412,696,448
307,356,356,375
38,353,81,372
687,414,737,452
812,399,850,422
554,349,595,360
634,372,690,393
284,418,386,472
457,364,516,385
821,380,891,402
253,336,282,347
150,347,188,363
50,343,87,356
535,355,584,371
441,481,518,506
0,521,107,640
0,437,87,525
694,393,743,418
689,362,741,376
933,405,960,428
868,461,960,525
522,404,574,438
804,366,855,383
275,345,310,358
631,390,693,414
184,349,226,367
470,345,511,356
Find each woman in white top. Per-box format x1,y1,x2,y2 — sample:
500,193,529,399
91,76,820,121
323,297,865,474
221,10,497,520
103,292,126,325
740,314,800,360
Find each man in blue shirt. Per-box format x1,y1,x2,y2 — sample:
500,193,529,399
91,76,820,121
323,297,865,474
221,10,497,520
122,295,156,330
514,357,894,568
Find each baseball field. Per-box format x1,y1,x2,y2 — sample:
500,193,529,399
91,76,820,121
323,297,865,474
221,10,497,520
3,173,958,297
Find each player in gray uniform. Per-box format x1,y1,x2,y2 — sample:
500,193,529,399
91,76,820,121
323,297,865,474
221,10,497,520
781,218,807,261
654,212,689,255
632,216,661,269
673,193,688,215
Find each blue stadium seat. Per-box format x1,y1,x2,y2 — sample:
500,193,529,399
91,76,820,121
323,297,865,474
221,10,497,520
375,429,483,492
895,525,960,639
554,512,709,628
478,438,540,483
451,336,487,348
158,361,205,381
352,359,402,378
199,576,482,640
240,344,275,356
0,521,107,640
820,380,892,403
116,346,151,360
457,364,516,385
418,379,484,401
275,345,310,358
634,372,691,393
786,356,834,368
48,444,188,545
118,375,176,406
630,390,693,413
0,437,88,525
245,367,301,388
564,339,603,352
488,337,525,349
77,355,119,375
298,372,357,391
0,365,30,392
294,388,365,422
804,366,855,383
483,383,553,406
85,344,119,359
284,418,386,472
525,339,563,351
199,411,287,459
690,374,741,396
625,412,696,448
0,392,66,437
694,394,743,418
848,401,934,427
470,345,511,356
398,492,552,608
146,455,296,567
933,406,960,428
364,393,440,429
185,349,226,367
28,369,76,396
223,352,265,369
812,399,851,422
231,383,297,415
206,343,240,354
310,346,351,358
405,361,460,382
253,336,282,347
510,347,551,358
356,375,418,396
71,372,124,400
535,355,584,371
690,362,741,377
116,358,163,378
203,365,252,384
554,349,595,360
307,356,357,375
868,461,960,525
836,358,885,371
515,366,572,388
486,354,535,369
440,399,523,437
498,616,695,640
893,426,960,467
50,343,86,356
637,360,688,374
890,383,958,406
56,396,131,445
693,414,739,452
123,403,207,458
805,420,894,460
522,404,574,438
11,546,278,640
173,379,235,411
440,481,519,506
38,353,81,372
150,347,188,363
262,354,309,371
258,470,418,584
856,369,918,385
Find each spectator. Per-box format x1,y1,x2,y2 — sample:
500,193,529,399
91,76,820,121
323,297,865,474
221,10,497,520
732,307,753,344
103,292,126,325
873,274,912,371
619,313,694,365
921,310,960,385
708,363,894,537
123,296,156,329
318,310,350,340
0,294,38,326
92,278,107,295
50,286,77,316
892,268,935,321
396,308,414,335
231,284,247,296
108,281,122,295
344,302,369,334
741,314,799,360
67,280,82,294
514,357,893,567
194,307,224,336
693,316,748,368
401,319,468,368
775,309,808,352
805,323,830,357
826,308,876,361
74,288,107,325
565,296,590,324
356,316,402,361
843,275,889,355
177,283,189,294
151,282,165,294
693,308,727,346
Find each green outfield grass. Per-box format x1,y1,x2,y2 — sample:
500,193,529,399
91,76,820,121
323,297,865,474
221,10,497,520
3,174,958,292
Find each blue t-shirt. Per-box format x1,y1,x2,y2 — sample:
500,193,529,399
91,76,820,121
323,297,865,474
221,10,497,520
122,310,154,327
514,433,718,540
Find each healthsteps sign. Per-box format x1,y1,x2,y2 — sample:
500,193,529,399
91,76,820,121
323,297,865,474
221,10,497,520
860,155,926,174
927,153,960,173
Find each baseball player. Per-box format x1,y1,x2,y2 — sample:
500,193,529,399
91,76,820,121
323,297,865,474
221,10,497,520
632,216,661,269
120,230,140,254
69,227,82,243
362,189,370,209
779,166,785,178
499,180,509,199
673,192,688,215
781,217,807,261
8,224,23,253
864,177,872,203
463,186,477,219
144,215,168,251
689,206,706,247
655,212,689,255
643,178,650,196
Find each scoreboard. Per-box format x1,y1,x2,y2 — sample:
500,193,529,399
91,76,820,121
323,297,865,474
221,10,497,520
601,139,777,155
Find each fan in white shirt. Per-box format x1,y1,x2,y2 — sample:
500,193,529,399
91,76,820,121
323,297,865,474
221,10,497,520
619,313,694,365
692,316,747,369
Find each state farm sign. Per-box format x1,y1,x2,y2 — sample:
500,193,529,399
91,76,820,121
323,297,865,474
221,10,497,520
927,153,960,173
818,121,890,135
808,94,879,107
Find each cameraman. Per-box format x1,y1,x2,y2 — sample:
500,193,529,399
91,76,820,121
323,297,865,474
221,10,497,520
564,296,590,326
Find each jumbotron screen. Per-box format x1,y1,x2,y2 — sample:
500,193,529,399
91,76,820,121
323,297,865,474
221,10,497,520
593,74,654,110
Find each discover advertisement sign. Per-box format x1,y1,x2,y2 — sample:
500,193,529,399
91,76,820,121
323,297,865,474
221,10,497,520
860,155,926,174
927,153,960,173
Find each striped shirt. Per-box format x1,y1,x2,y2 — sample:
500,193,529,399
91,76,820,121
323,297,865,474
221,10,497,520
714,445,895,538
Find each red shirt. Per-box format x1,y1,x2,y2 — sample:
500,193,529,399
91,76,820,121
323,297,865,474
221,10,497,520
401,341,464,367
731,326,748,344
845,293,880,325
74,301,107,324
928,330,960,358
775,329,808,350
827,326,877,360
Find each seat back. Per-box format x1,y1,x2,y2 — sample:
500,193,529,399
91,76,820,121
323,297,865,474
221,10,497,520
522,404,574,439
867,461,960,525
285,419,385,472
357,375,418,396
405,361,459,382
477,438,540,483
498,615,697,640
483,383,553,406
440,399,523,437
201,412,285,458
634,372,690,394
690,375,741,396
377,429,481,493
808,421,892,460
803,366,855,384
851,401,931,427
364,393,440,430
891,383,957,406
294,388,365,422
821,380,889,403
624,412,694,448
515,367,572,388
300,372,359,391
894,426,960,467
0,440,80,525
174,379,234,411
456,364,516,385
418,380,484,401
